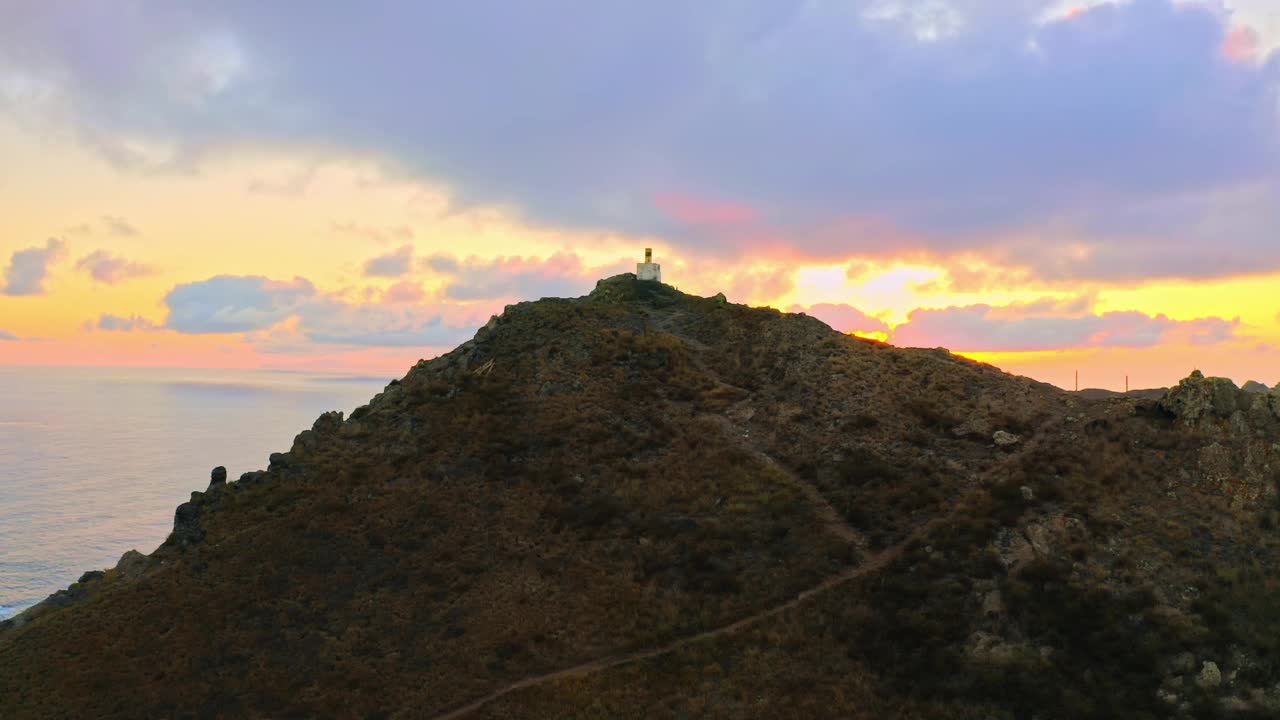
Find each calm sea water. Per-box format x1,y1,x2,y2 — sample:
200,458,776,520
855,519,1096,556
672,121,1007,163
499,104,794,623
0,365,389,620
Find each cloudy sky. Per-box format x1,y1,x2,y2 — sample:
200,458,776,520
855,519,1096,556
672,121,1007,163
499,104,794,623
1,0,1278,389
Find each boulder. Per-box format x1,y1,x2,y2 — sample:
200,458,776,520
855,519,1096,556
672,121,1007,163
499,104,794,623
290,430,316,458
208,466,227,490
1024,522,1054,556
116,550,148,580
77,570,105,584
1197,660,1222,690
170,492,206,548
1241,380,1270,394
993,430,1021,447
268,452,292,471
1160,371,1244,426
312,410,344,435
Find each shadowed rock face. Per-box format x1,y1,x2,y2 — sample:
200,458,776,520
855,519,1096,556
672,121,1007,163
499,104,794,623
3,275,1280,720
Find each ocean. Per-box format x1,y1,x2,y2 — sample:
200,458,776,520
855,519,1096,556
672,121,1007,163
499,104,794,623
0,365,389,620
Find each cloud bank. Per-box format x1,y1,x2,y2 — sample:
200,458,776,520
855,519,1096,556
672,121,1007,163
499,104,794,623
2,0,1277,282
892,302,1239,352
161,274,481,348
164,275,316,334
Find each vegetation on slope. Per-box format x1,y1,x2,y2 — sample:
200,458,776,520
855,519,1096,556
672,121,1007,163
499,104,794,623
2,275,1278,719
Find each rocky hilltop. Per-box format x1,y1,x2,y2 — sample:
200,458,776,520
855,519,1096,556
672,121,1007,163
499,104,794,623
2,275,1279,719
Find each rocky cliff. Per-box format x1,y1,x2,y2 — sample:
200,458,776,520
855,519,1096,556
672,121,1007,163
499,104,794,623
2,275,1278,719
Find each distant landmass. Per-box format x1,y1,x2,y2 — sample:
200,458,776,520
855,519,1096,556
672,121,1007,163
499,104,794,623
3,275,1279,719
1075,387,1169,401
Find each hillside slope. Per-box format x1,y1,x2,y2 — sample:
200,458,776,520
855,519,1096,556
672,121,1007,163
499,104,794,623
3,275,1279,719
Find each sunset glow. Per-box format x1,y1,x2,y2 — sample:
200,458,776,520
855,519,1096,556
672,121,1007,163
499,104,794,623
3,1,1279,390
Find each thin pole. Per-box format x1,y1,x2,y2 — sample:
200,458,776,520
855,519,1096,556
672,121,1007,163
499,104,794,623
1075,370,1078,392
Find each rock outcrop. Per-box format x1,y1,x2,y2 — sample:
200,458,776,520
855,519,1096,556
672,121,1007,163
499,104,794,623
1160,370,1246,426
993,430,1022,447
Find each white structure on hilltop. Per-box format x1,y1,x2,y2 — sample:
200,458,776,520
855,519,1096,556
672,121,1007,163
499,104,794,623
636,247,662,282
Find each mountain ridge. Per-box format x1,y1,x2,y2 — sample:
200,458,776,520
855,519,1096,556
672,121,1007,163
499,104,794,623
3,274,1279,719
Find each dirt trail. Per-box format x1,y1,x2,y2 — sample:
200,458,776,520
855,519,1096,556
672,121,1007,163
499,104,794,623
708,413,869,549
428,513,944,720
427,320,964,719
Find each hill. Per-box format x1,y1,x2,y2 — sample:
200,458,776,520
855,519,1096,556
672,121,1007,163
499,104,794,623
3,275,1280,719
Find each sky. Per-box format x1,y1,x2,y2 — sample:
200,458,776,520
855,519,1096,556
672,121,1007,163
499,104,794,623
1,0,1278,390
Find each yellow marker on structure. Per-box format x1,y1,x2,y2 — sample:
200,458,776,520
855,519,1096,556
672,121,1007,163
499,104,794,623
637,248,662,282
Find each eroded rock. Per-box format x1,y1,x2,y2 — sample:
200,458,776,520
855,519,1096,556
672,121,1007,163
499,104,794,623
208,465,227,491
1161,371,1244,426
993,430,1021,447
116,550,148,580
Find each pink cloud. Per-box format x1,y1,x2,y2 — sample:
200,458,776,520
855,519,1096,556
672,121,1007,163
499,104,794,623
425,251,629,301
892,303,1239,352
1221,25,1259,63
653,193,756,227
790,303,889,334
76,250,155,284
382,281,425,304
722,267,794,304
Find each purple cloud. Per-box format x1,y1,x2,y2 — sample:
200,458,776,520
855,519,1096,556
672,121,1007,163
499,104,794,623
2,2,1277,281
2,238,66,296
93,314,160,332
76,250,154,284
892,302,1239,352
161,274,482,347
427,252,629,301
0,329,18,341
295,299,477,347
164,275,316,333
363,245,414,278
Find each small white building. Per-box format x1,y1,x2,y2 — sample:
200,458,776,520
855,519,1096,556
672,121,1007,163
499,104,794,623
637,247,662,282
